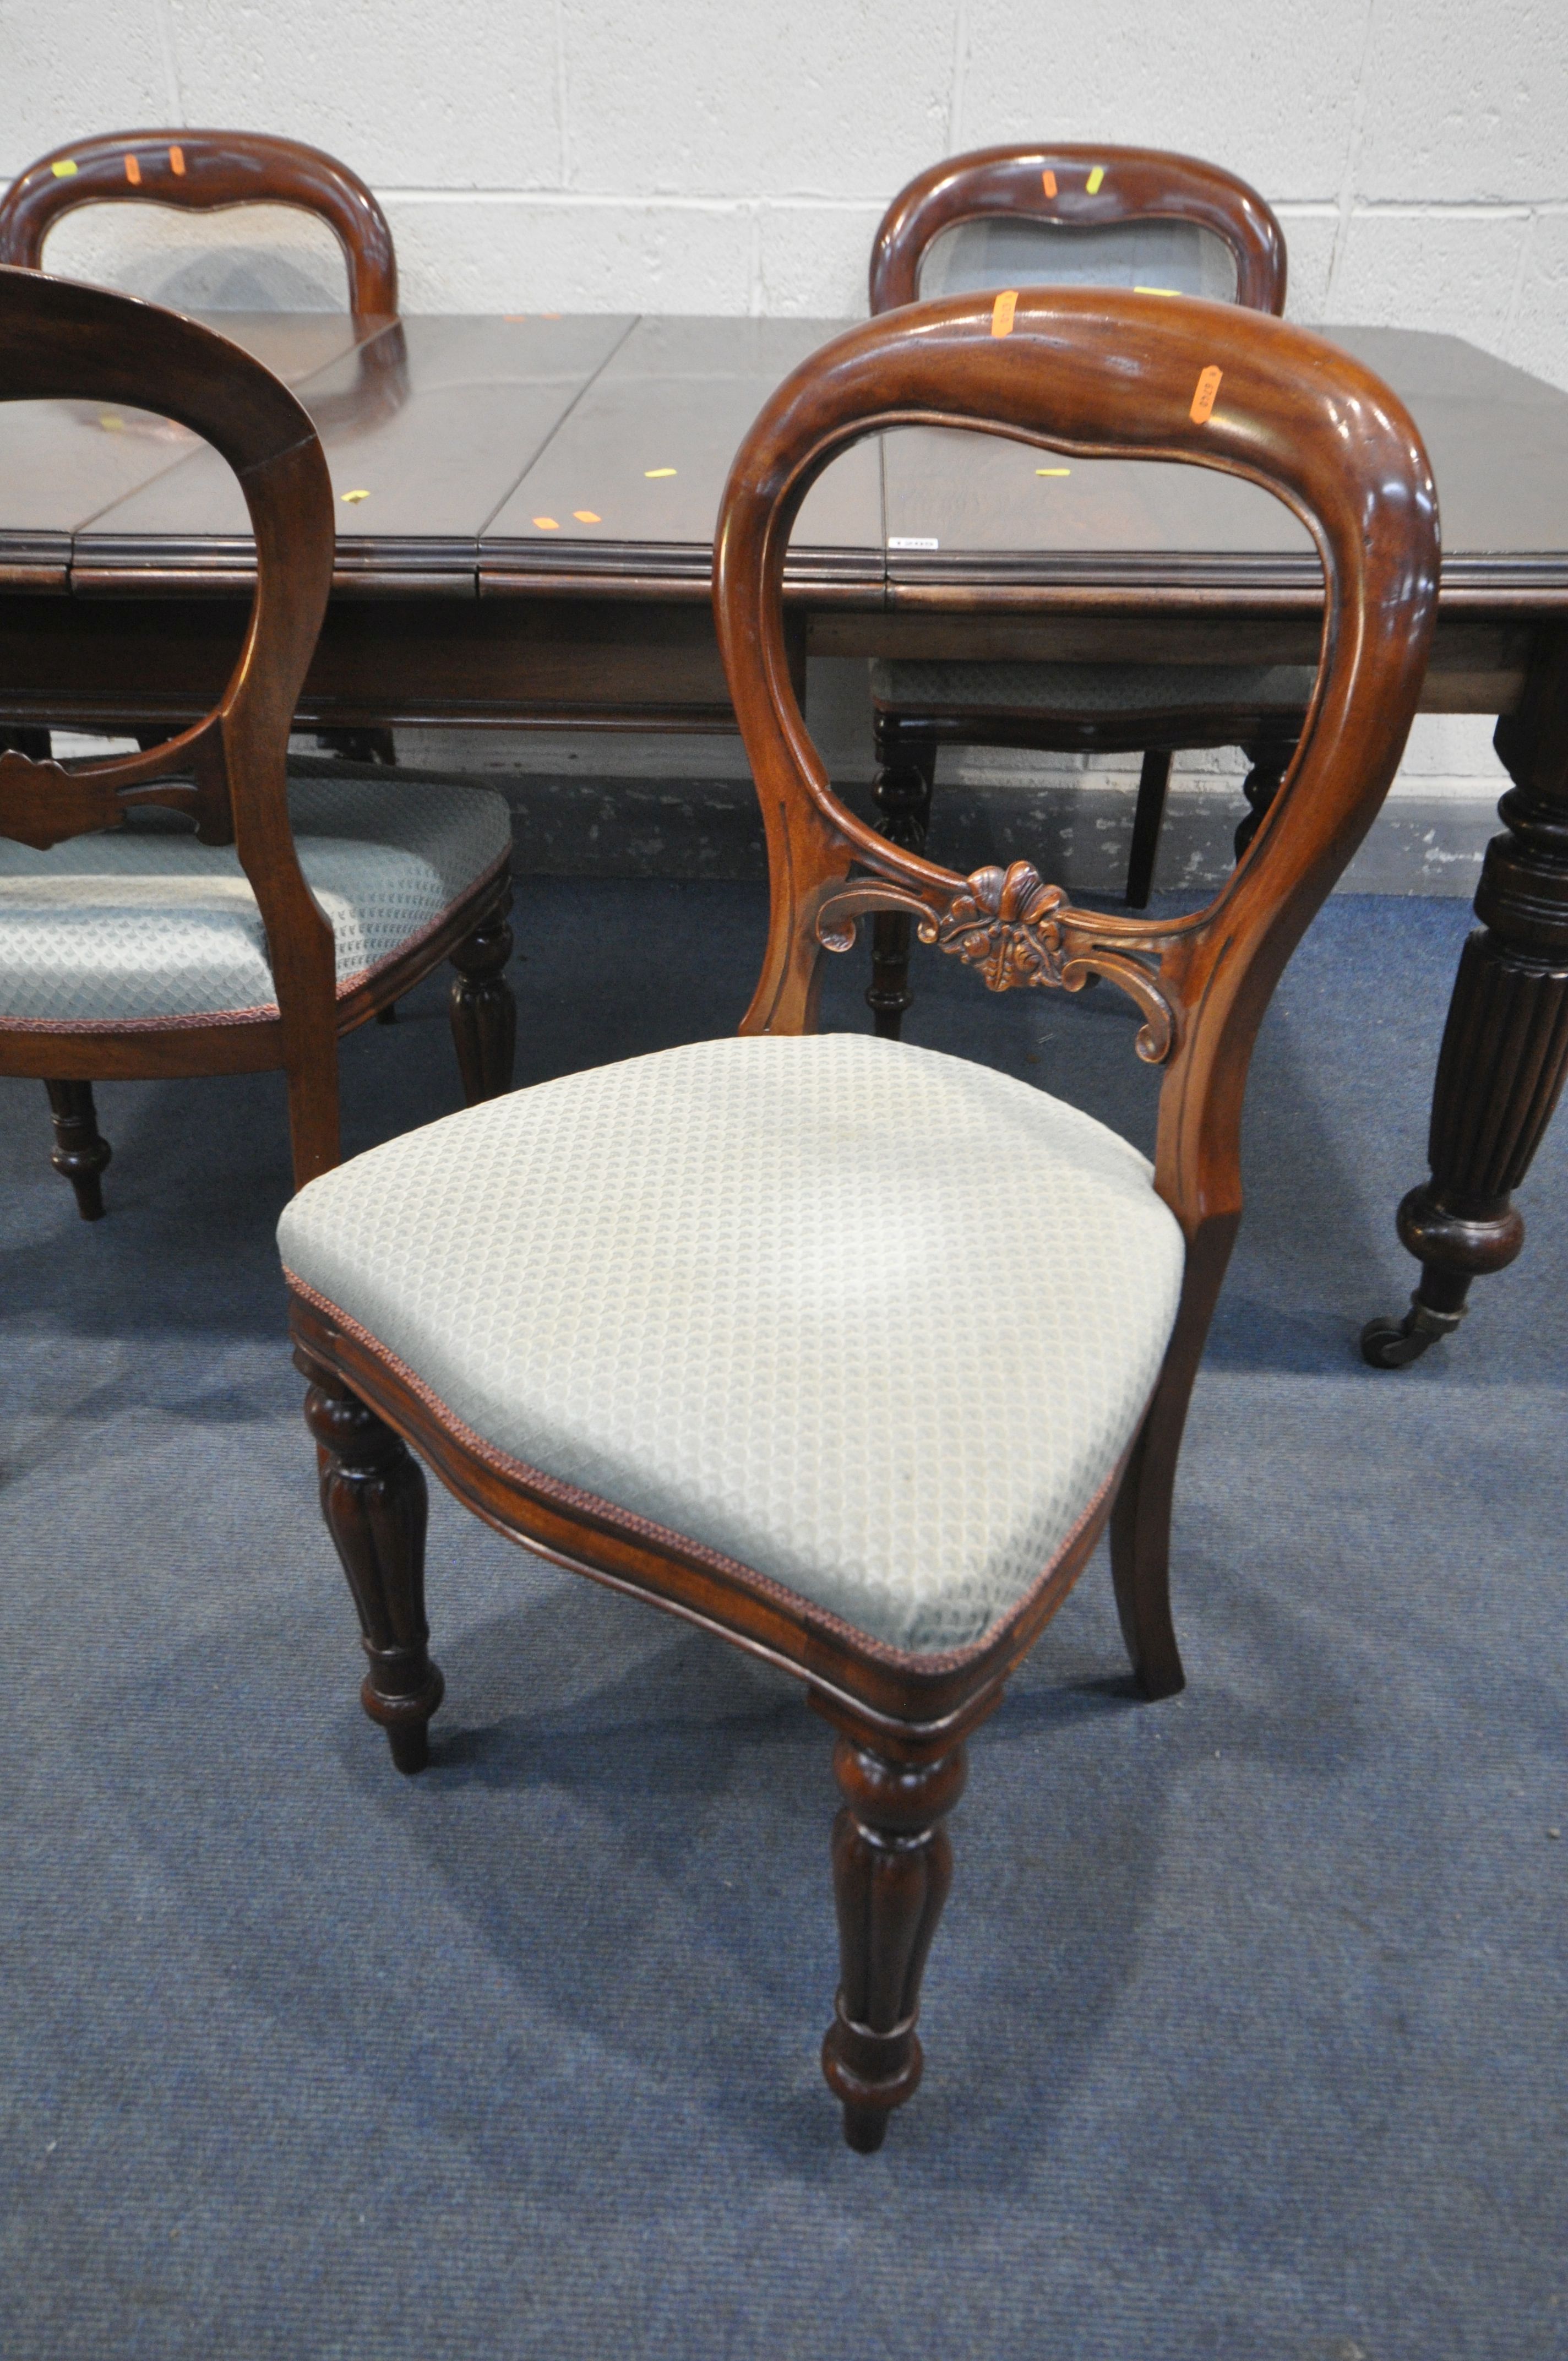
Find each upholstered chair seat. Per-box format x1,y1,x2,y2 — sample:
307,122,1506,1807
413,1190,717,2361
869,658,1317,726
279,1032,1186,1656
0,768,510,1026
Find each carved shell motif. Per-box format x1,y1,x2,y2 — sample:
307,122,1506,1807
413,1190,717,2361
931,862,1070,992
814,859,1176,1063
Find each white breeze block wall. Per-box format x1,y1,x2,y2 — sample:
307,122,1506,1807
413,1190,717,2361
4,0,1567,841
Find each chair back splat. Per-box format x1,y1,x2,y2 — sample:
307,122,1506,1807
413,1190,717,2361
869,144,1287,316
0,130,397,315
716,287,1437,1288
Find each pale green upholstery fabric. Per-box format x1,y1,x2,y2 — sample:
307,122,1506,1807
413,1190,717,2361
279,1033,1185,1657
917,216,1237,304
0,771,510,1024
869,659,1316,717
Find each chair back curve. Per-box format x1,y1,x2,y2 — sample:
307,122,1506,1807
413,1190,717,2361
0,129,398,314
870,146,1287,318
712,292,1438,1253
0,265,338,1047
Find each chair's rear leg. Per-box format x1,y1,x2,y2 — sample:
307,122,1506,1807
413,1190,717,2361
1109,1407,1185,1701
449,886,516,1103
0,727,52,761
299,1358,444,1773
866,741,936,1040
1125,747,1173,909
44,1080,111,1221
821,1731,967,2152
1235,720,1302,861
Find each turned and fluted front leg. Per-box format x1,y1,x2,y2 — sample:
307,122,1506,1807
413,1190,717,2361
44,1079,111,1221
1363,633,1568,1368
449,886,516,1105
299,1361,443,1773
821,1733,966,2152
866,728,936,1040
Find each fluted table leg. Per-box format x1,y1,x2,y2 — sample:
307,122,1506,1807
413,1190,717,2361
1364,630,1568,1367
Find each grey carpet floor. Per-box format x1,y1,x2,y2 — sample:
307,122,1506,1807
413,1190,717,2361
2,882,1564,2361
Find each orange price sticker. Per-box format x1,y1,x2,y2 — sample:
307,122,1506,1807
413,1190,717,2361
572,510,601,524
1086,165,1106,194
1189,365,1223,425
533,516,560,530
991,288,1018,338
50,159,78,178
123,154,142,186
170,145,186,175
1041,169,1058,198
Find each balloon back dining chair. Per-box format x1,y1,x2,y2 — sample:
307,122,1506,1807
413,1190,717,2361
863,143,1304,1033
277,289,1438,2150
0,128,401,768
0,267,515,1215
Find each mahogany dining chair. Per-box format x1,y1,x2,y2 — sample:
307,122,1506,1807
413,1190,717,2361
0,127,400,767
863,144,1305,1033
278,290,1437,2149
0,267,514,1216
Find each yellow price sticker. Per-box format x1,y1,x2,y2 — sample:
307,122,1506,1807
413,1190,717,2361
573,510,601,524
533,516,560,530
1035,466,1070,476
340,488,371,504
1086,166,1105,194
644,467,677,478
51,159,78,178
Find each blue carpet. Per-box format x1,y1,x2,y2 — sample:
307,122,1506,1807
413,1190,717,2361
2,884,1564,2361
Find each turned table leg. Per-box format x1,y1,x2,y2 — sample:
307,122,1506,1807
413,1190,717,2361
821,1732,966,2152
1363,634,1568,1368
298,1358,444,1772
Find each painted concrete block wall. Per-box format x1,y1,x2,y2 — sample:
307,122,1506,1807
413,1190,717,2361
5,0,1567,873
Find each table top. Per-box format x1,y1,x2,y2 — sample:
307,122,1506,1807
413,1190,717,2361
3,312,1567,609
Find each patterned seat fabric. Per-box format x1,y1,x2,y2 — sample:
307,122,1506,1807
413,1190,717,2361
0,768,511,1025
869,657,1317,717
279,1033,1186,1657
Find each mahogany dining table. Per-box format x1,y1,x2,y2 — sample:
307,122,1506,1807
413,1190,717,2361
2,306,1566,1364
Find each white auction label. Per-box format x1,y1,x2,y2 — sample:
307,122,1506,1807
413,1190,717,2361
887,536,939,551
